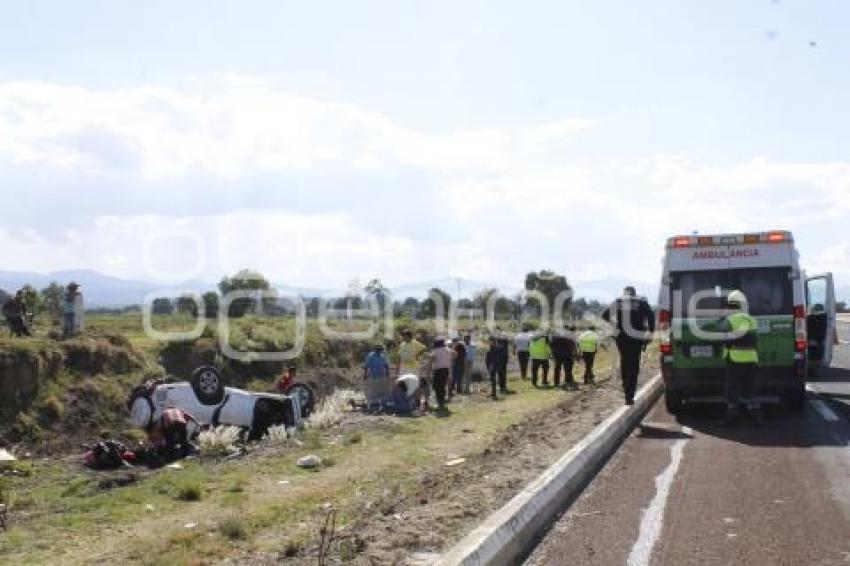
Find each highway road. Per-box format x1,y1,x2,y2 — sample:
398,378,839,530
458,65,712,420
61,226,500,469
527,319,850,565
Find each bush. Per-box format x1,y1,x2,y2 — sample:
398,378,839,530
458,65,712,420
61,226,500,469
38,395,64,422
176,483,203,502
219,517,247,540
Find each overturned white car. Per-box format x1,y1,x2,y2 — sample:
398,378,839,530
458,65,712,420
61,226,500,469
127,366,304,438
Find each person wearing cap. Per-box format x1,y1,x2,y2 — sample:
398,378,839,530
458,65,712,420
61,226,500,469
602,286,654,405
719,290,762,424
529,332,552,387
63,282,84,338
578,326,600,385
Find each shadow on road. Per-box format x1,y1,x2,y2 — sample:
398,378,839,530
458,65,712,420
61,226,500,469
670,393,846,448
808,366,850,385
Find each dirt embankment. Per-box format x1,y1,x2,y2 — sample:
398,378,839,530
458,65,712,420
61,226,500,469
0,333,146,448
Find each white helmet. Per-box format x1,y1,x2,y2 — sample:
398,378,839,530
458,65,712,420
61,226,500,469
727,290,748,310
129,396,153,429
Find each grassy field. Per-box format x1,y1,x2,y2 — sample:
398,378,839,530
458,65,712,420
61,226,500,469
0,312,623,563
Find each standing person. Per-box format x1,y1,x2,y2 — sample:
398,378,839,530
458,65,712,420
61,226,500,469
452,337,467,395
463,335,476,393
485,337,500,399
551,328,578,390
719,290,762,425
529,332,552,387
363,344,391,410
602,286,655,405
428,338,453,411
495,333,510,394
514,326,532,379
63,282,84,338
578,326,600,384
3,290,30,337
397,330,426,375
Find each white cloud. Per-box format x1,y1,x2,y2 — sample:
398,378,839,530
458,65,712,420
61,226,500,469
0,77,848,295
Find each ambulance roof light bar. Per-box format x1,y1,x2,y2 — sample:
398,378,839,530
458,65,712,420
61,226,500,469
667,230,792,248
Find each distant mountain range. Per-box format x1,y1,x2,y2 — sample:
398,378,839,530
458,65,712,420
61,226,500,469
0,269,843,308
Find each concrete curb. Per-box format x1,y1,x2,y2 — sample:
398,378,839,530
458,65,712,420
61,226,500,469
435,373,664,566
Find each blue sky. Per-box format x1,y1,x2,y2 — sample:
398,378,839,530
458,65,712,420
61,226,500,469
0,1,848,296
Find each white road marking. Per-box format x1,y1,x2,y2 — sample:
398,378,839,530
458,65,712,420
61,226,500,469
810,399,840,423
626,426,693,566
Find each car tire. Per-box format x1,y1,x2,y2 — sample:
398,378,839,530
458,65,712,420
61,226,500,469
190,365,225,406
285,383,316,418
787,383,806,413
665,389,684,415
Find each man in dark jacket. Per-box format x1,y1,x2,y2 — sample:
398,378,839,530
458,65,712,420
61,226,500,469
2,290,30,337
602,286,655,405
550,328,579,390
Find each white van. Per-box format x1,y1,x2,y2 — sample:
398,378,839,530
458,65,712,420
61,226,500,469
657,230,836,413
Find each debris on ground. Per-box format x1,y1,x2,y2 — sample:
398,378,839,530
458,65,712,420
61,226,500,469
297,455,323,469
444,458,467,467
0,449,16,462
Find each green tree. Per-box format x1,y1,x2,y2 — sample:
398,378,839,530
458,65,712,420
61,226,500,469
202,291,219,318
176,294,199,317
524,270,573,319
40,281,65,319
473,288,516,318
218,269,271,317
21,284,40,314
421,287,451,318
364,278,390,313
152,297,174,315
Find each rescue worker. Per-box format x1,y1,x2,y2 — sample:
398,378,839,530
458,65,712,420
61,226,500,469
3,290,30,337
427,338,454,411
720,290,762,425
147,407,199,461
529,332,552,387
514,326,532,379
578,326,600,384
550,328,578,390
602,286,654,405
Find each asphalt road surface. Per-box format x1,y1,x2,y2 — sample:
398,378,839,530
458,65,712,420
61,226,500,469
528,320,850,566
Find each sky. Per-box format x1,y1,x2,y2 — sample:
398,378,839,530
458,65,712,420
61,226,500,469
0,0,848,297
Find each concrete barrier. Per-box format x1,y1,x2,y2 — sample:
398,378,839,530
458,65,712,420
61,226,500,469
435,374,664,566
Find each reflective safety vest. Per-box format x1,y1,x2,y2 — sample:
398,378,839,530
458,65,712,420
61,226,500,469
578,331,599,353
724,313,759,365
529,337,551,360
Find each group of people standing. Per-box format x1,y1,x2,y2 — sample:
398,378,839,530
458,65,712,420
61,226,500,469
361,286,657,413
514,326,600,389
1,283,84,339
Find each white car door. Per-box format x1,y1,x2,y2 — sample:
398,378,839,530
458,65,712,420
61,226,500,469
806,273,836,367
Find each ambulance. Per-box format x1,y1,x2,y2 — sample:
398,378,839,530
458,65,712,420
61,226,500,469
657,230,836,413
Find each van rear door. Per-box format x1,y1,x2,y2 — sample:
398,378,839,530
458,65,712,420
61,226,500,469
805,273,836,367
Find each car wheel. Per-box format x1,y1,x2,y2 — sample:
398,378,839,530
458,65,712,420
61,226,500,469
285,383,316,418
665,389,684,415
190,365,225,405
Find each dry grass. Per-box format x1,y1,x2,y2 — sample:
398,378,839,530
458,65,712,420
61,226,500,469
197,425,241,457
307,389,365,429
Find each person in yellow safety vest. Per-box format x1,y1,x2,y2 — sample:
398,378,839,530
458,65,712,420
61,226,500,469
720,290,762,425
529,332,552,387
578,327,599,385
